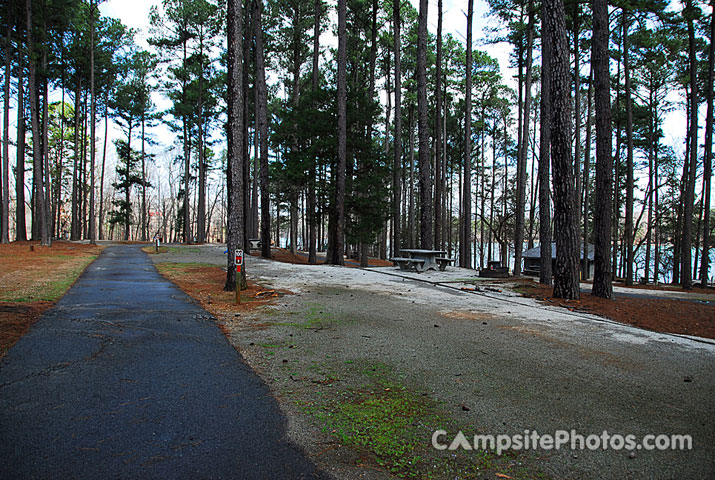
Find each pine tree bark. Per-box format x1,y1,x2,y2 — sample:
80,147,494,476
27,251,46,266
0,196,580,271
54,78,65,239
197,78,206,243
71,80,81,240
681,0,698,289
255,0,270,260
461,0,473,268
582,68,593,280
16,45,27,241
124,123,133,241
141,113,148,241
623,13,635,286
41,52,50,242
392,0,402,259
459,0,474,268
544,0,579,299
331,0,347,265
225,0,246,291
308,0,320,264
514,2,535,275
538,1,552,286
417,0,432,250
572,0,582,274
591,0,613,298
182,16,191,244
1,22,11,243
26,0,48,246
700,4,714,287
612,51,622,277
242,2,252,251
99,104,108,240
434,0,443,251
89,0,97,244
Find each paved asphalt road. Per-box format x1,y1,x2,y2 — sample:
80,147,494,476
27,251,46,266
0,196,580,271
0,245,324,479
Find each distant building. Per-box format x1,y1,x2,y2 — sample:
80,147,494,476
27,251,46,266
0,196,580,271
522,243,595,279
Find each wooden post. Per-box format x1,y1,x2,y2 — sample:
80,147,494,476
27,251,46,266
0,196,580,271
236,265,241,305
235,249,243,304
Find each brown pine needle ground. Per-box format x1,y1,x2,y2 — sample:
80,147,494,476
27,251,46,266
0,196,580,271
0,241,104,358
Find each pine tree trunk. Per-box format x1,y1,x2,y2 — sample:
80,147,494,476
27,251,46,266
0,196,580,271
242,4,252,251
408,104,415,248
197,92,205,243
71,81,80,240
41,53,51,243
434,0,443,251
514,2,535,276
1,22,10,243
308,0,320,263
481,114,487,266
538,1,552,286
502,117,508,266
591,0,613,298
392,0,402,259
15,47,27,241
673,104,687,285
417,0,432,250
254,0,270,260
654,147,660,284
645,87,655,283
89,0,96,244
700,7,714,287
582,68,593,280
182,27,191,244
98,103,107,240
612,50,622,278
125,123,132,241
681,0,698,289
54,82,65,239
141,113,148,241
461,0,473,268
81,93,88,239
572,0,582,276
332,0,347,265
225,0,246,291
544,0,579,299
26,0,48,246
359,0,379,268
623,13,635,286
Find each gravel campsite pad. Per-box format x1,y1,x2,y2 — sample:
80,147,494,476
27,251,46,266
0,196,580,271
149,245,715,480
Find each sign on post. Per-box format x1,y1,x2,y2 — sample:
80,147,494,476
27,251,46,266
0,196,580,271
235,249,244,272
234,249,244,305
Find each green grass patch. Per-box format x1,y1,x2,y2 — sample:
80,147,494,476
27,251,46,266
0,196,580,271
275,302,338,329
1,255,98,302
323,383,437,475
141,246,169,254
308,361,446,477
168,246,202,254
304,360,545,479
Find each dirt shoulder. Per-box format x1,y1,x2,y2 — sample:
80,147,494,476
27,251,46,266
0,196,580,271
147,245,715,480
0,241,104,358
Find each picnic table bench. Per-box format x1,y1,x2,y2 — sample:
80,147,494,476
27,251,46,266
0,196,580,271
391,249,454,273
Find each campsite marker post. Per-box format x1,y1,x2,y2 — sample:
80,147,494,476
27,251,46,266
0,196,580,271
235,249,243,304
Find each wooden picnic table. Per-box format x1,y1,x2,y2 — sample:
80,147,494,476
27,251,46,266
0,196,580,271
390,249,453,273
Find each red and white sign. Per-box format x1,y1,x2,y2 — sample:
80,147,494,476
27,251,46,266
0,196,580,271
235,249,244,272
